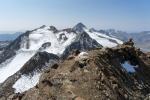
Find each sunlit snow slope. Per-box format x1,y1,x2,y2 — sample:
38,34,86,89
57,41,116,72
0,51,35,83
13,72,41,93
85,29,123,47
0,26,77,83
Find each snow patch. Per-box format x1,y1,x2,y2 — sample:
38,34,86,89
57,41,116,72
78,52,88,58
13,72,41,93
75,52,89,61
121,61,137,73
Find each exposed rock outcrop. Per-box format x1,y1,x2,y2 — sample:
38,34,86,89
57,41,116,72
61,32,102,59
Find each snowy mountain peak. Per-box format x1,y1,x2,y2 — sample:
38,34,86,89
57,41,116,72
75,22,86,27
72,22,87,33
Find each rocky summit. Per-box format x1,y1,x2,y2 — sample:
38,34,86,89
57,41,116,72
4,41,150,100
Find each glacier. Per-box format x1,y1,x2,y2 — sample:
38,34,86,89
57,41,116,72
0,23,123,93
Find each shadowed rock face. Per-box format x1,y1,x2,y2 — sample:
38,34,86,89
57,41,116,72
8,43,150,100
19,51,59,75
61,32,102,59
72,22,87,33
49,26,58,33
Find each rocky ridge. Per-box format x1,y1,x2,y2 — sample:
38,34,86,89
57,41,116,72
5,41,150,100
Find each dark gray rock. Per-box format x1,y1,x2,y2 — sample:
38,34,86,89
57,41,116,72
20,51,59,75
61,32,102,59
72,22,87,33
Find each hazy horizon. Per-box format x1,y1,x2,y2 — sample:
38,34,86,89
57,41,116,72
0,0,149,32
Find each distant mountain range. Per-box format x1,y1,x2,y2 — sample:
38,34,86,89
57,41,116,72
0,32,22,41
97,29,150,51
0,28,150,51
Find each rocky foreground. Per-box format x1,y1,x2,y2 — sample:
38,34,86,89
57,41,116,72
2,42,150,100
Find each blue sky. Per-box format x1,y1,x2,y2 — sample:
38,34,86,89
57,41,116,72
0,0,149,32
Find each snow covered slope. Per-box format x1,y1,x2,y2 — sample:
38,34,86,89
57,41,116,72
0,23,123,83
20,26,77,55
86,29,123,47
13,72,41,93
0,23,123,93
0,26,76,83
0,51,35,83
